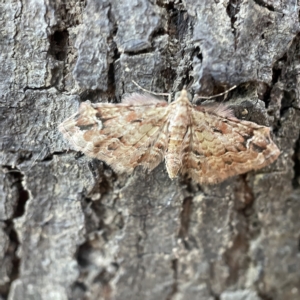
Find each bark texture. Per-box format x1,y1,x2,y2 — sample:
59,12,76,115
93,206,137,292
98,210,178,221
1,0,300,300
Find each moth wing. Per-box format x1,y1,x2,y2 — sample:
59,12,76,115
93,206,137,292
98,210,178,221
181,106,280,184
59,96,170,174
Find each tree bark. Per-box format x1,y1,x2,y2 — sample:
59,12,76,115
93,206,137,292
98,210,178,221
1,0,300,300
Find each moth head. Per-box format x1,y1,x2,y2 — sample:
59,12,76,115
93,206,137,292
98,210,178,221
175,89,192,102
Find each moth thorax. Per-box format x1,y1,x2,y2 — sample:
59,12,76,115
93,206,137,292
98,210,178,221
165,155,181,179
174,89,192,102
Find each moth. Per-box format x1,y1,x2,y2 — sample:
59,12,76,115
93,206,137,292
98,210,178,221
58,89,280,184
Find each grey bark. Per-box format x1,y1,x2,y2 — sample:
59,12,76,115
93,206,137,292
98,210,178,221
1,0,300,300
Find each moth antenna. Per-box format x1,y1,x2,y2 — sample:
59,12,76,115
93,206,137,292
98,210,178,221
194,85,237,102
5,144,52,175
29,147,44,170
185,81,193,90
132,80,172,103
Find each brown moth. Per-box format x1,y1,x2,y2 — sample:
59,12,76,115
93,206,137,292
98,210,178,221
58,90,280,184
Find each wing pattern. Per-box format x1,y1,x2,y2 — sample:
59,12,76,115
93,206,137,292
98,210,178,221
180,107,280,184
59,96,169,174
59,90,280,184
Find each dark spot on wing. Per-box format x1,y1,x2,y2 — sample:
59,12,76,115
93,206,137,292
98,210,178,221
193,150,204,157
77,124,94,131
96,112,115,122
251,143,265,153
212,127,223,134
240,134,252,149
99,117,115,122
93,142,102,148
107,143,118,151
